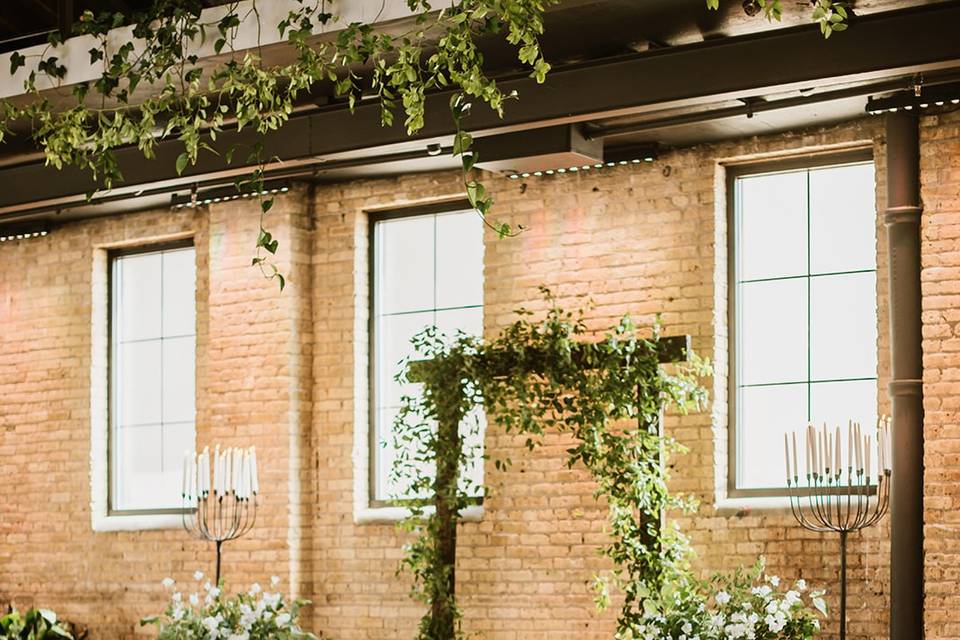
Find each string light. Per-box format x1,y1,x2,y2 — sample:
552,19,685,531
0,230,48,243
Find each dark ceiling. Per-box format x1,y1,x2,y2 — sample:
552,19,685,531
0,0,232,52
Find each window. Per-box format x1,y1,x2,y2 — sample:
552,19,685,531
370,207,484,504
110,242,196,513
730,155,877,495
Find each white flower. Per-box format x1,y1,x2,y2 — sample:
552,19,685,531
765,613,786,633
812,596,828,616
248,582,262,596
715,591,731,606
194,570,204,581
203,581,213,592
276,612,291,626
750,585,772,598
172,592,182,603
681,622,693,635
189,593,200,606
795,579,807,592
162,577,175,589
271,575,281,587
263,592,282,608
767,575,780,587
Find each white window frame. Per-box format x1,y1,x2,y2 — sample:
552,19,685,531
727,150,878,498
362,203,486,514
90,238,196,531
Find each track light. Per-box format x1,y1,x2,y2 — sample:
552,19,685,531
504,143,660,180
0,229,48,243
866,82,960,115
171,181,292,209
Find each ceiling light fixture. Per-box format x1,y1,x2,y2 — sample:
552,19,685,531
505,143,658,180
866,82,960,115
171,181,292,210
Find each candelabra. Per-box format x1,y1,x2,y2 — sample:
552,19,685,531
181,445,259,586
785,419,891,640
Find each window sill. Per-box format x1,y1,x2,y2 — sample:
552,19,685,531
354,504,484,525
713,495,794,516
92,512,184,532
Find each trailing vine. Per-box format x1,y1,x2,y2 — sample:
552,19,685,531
389,292,826,639
0,0,848,286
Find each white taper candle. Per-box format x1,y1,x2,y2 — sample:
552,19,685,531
792,432,799,480
784,433,791,482
250,446,259,495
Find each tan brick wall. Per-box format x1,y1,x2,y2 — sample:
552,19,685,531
1,113,957,639
920,108,960,640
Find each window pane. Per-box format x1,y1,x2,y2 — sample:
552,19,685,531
459,409,486,496
372,210,484,502
810,163,876,274
162,421,196,490
114,424,165,510
111,244,196,513
435,306,483,340
436,210,484,309
738,278,808,386
810,272,877,380
162,337,196,423
162,248,196,336
738,384,808,489
117,252,162,342
376,406,434,501
377,311,434,409
810,380,878,440
737,171,808,280
117,340,162,426
377,215,434,314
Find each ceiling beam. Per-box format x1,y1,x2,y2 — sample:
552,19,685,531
1,1,959,220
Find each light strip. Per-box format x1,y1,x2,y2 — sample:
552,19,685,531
507,156,655,180
172,184,291,210
0,229,48,242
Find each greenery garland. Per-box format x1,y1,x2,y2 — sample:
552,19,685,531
0,0,849,285
389,293,826,639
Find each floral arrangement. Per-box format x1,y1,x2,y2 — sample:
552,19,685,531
612,560,826,640
141,573,317,640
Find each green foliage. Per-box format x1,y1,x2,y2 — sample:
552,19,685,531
0,0,846,290
389,291,825,638
141,573,316,640
0,607,74,640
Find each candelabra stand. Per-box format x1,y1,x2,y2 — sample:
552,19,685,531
785,421,891,640
182,446,259,586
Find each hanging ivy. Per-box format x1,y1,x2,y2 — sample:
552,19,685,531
389,292,826,639
0,0,849,285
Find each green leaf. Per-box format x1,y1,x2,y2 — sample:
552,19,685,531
9,52,25,75
175,153,189,176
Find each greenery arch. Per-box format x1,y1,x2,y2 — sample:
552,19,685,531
389,293,827,639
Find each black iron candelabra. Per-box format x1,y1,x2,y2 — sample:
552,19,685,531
181,445,259,586
785,419,891,640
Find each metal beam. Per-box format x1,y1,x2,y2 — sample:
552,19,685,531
1,2,960,219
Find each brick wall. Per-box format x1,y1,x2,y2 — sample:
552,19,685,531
920,108,960,640
0,113,957,638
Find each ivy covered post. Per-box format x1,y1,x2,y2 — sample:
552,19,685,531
399,308,695,639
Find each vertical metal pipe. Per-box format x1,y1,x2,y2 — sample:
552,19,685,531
884,112,925,640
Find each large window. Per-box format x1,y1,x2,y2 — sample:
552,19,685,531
730,155,877,495
110,242,196,513
370,207,484,504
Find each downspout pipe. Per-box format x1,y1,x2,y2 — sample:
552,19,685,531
885,112,925,640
